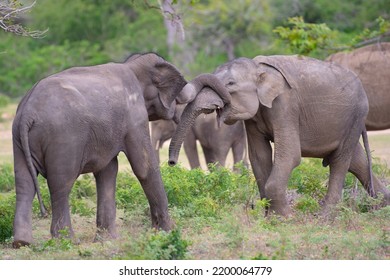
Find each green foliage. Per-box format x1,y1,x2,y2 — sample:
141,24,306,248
352,16,390,46
187,0,273,59
72,175,95,199
295,195,321,214
273,15,390,57
0,0,167,98
123,229,189,260
0,163,15,192
0,94,10,108
34,228,74,252
271,0,390,33
0,38,110,97
0,193,15,243
161,162,257,218
116,171,148,211
288,158,328,202
273,16,335,56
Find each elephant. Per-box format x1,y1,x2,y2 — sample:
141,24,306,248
326,42,390,130
150,108,247,170
169,55,390,216
12,52,229,248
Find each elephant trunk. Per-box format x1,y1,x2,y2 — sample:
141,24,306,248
178,73,231,104
169,88,225,166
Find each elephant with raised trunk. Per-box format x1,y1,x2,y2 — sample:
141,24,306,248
12,53,228,248
327,42,390,130
151,110,247,170
169,55,390,216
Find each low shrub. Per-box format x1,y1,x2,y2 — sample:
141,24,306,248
0,194,15,243
0,163,15,192
161,162,258,218
122,228,189,260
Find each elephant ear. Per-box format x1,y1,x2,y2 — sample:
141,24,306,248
151,62,187,109
253,55,298,108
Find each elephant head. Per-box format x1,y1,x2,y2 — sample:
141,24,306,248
126,53,231,122
125,53,187,121
169,56,294,165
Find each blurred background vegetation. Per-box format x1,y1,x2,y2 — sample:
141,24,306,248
0,0,389,100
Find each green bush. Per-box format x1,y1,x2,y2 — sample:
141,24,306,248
0,194,15,243
116,171,148,210
289,158,328,201
0,94,10,108
0,38,110,98
295,194,321,213
0,163,15,192
161,163,257,218
123,229,189,260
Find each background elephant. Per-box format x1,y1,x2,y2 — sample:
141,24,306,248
12,53,229,248
326,42,390,130
169,55,390,216
151,109,247,170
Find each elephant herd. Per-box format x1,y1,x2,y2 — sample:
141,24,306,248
11,43,390,248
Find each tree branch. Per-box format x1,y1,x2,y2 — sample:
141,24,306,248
353,31,390,48
0,1,47,38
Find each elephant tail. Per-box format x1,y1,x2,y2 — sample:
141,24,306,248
361,127,375,197
20,120,47,217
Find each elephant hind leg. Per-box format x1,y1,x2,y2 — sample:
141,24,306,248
94,157,119,241
125,128,172,231
323,157,351,209
47,172,77,240
13,146,36,248
349,144,390,205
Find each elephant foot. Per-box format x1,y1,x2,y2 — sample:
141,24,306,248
151,211,174,231
378,190,390,207
266,202,292,217
152,219,174,232
12,239,31,249
94,228,118,243
12,227,33,249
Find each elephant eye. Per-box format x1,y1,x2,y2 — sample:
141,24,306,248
226,81,235,86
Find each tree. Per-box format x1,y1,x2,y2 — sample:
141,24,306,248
0,0,46,37
187,0,273,60
274,16,390,57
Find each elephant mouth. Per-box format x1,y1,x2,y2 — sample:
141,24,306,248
216,103,236,126
216,106,223,127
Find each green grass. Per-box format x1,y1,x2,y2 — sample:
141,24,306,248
0,160,389,260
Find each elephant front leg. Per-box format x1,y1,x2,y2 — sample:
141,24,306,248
245,121,272,204
94,157,119,241
125,129,172,231
265,129,301,216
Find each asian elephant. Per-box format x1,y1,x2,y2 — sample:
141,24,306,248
12,52,229,248
151,109,247,170
327,42,390,130
169,55,390,216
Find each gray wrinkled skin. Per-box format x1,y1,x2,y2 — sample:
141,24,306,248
170,55,390,217
327,42,390,130
151,110,247,170
12,53,190,248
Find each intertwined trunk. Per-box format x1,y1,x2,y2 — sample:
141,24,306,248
169,88,225,166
